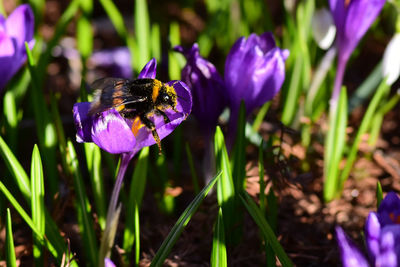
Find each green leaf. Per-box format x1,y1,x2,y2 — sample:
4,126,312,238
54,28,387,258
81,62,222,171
240,192,293,267
31,145,45,265
0,181,58,258
25,42,59,199
324,87,347,201
252,102,271,132
0,135,31,199
99,0,127,39
376,182,383,209
135,0,151,69
85,143,107,230
211,208,227,267
3,91,18,151
77,16,93,60
67,140,98,266
6,209,17,267
150,172,221,267
123,147,149,257
339,81,390,193
151,24,161,61
214,126,235,241
168,22,184,80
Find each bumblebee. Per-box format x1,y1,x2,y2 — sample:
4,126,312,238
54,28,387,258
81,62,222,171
88,77,179,153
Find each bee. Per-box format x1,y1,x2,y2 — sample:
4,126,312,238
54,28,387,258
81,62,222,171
88,77,179,154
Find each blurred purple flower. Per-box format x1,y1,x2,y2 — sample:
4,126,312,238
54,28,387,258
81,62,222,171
329,0,386,102
105,258,116,267
90,47,132,79
336,192,400,267
73,58,192,155
176,32,288,138
175,43,227,134
225,32,289,119
0,4,35,90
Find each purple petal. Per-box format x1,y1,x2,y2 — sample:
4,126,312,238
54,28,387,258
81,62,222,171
378,192,400,227
73,102,94,143
177,43,227,130
104,258,116,267
258,32,277,53
225,33,288,114
138,58,157,79
91,109,136,154
90,47,132,79
365,212,381,262
5,4,34,51
0,4,34,90
330,0,386,61
335,226,370,267
376,226,400,267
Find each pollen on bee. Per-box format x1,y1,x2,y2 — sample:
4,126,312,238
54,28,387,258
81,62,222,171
131,116,145,136
152,80,162,102
115,104,125,112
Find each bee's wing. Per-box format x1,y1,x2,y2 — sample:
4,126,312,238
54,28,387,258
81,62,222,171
89,78,146,115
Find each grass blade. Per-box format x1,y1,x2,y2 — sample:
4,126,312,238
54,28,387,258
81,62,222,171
214,126,235,242
376,181,383,209
150,172,221,267
135,0,151,68
67,140,98,266
123,147,149,258
85,143,107,230
6,208,17,267
324,87,347,201
240,192,293,267
211,208,227,267
25,42,59,200
0,135,30,200
339,81,390,191
31,145,45,265
0,181,58,258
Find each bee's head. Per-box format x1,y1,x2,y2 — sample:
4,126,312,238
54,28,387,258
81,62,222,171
158,84,178,112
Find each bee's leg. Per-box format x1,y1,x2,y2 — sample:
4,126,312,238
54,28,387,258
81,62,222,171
156,109,170,123
140,115,162,154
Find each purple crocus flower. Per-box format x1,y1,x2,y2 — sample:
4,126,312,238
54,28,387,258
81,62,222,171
224,32,289,120
105,258,116,267
73,58,192,155
329,0,386,102
90,47,133,79
0,4,35,90
174,43,227,135
336,192,400,267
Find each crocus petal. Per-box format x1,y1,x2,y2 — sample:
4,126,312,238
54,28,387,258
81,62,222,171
91,109,136,154
131,80,192,151
365,212,381,261
225,33,289,114
335,226,370,267
378,192,400,226
5,4,34,50
90,47,132,79
383,33,400,85
138,58,157,79
375,226,400,267
330,0,386,61
176,43,227,131
105,258,116,267
73,102,94,143
0,4,34,90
